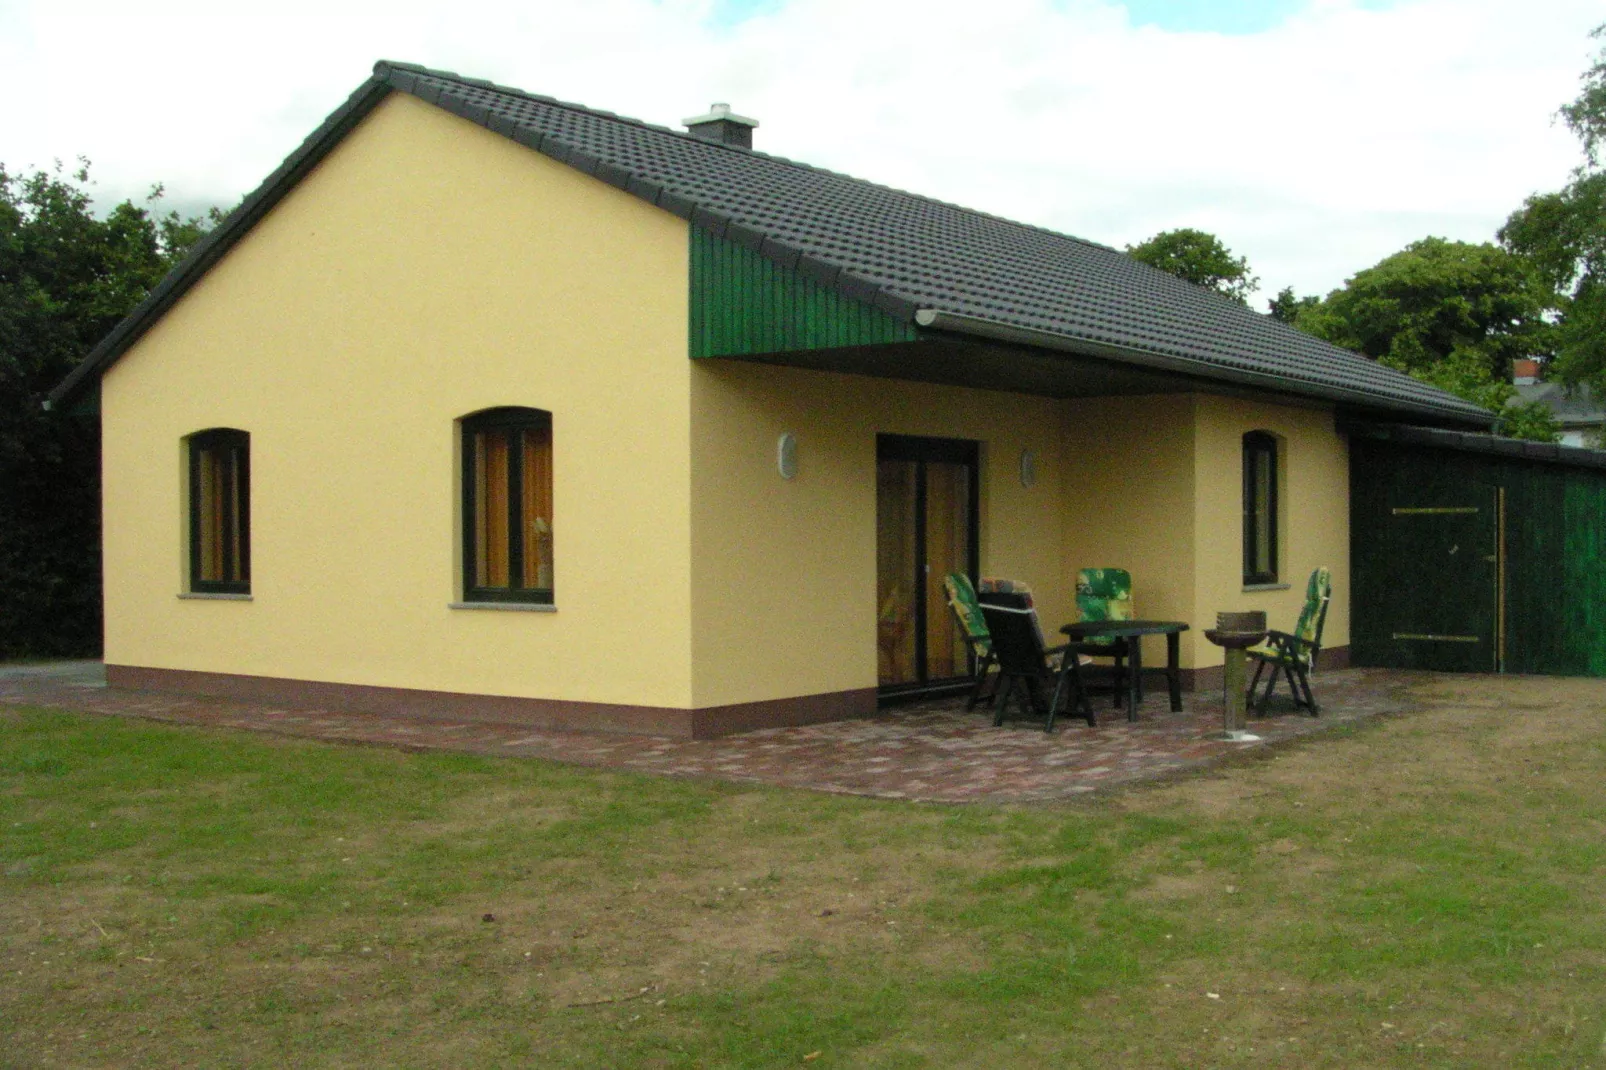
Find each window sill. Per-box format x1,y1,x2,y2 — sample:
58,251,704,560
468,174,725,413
1241,582,1291,593
178,592,253,601
448,601,556,613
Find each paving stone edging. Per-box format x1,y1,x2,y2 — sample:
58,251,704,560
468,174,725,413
0,663,1418,804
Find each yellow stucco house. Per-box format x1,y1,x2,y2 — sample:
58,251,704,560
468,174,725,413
51,62,1491,738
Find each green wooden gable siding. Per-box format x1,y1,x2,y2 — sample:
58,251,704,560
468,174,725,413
1351,439,1606,677
689,229,919,359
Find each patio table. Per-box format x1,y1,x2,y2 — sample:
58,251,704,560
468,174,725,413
1060,619,1190,721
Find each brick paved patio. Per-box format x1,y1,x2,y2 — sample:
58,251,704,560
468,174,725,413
0,662,1415,803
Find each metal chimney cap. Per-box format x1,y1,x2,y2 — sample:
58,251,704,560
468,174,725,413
682,102,758,128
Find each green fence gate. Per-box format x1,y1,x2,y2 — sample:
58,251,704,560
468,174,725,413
1349,424,1606,677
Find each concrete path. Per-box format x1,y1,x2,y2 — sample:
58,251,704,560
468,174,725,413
0,660,105,683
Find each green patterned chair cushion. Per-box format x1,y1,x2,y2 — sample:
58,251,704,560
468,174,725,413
943,572,991,658
1245,640,1287,664
1295,566,1331,645
1075,568,1133,647
1247,566,1332,668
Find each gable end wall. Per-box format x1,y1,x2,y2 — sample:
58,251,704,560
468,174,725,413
100,92,696,709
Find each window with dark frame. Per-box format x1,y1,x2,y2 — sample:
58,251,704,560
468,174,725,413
1242,431,1278,586
188,429,250,594
462,408,554,604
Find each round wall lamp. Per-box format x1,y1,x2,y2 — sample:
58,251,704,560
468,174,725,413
777,432,799,480
1019,447,1037,488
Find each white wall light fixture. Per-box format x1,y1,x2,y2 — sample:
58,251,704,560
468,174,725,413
777,432,799,480
1019,447,1037,488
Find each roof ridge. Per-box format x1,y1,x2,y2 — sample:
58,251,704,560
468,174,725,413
373,60,1122,259
376,59,657,131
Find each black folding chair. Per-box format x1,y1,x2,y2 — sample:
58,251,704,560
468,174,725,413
1248,566,1332,716
979,600,1095,731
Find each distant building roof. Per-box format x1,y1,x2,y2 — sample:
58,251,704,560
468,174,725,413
1514,381,1606,430
50,61,1494,427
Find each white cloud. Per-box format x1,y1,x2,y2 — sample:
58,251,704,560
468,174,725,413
3,0,1597,299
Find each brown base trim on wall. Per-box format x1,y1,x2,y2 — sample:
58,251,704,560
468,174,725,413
1160,645,1352,694
104,665,880,741
692,689,879,738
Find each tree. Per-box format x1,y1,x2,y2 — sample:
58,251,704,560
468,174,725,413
0,160,219,657
1296,237,1559,441
1298,238,1550,379
1500,23,1606,393
1266,285,1318,324
1559,23,1606,169
1126,228,1259,304
1500,396,1564,442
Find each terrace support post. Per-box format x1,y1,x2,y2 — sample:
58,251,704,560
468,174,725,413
1206,611,1266,743
1220,648,1261,742
1223,647,1247,734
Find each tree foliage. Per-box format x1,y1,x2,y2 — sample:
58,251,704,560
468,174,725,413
1297,238,1550,379
1559,23,1606,170
1501,23,1606,393
1500,396,1565,443
1295,237,1559,441
1267,285,1318,324
0,160,218,657
1126,228,1259,304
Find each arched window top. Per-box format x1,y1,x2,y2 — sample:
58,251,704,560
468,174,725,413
462,406,550,430
186,426,250,443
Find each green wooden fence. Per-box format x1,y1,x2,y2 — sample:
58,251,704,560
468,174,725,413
1351,431,1606,677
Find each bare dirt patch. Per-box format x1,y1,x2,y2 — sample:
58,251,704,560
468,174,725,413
1130,872,1210,903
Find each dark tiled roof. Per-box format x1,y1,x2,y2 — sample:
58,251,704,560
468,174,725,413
1343,420,1606,470
51,61,1492,426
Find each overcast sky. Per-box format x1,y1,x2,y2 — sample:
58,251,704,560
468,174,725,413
1,0,1598,304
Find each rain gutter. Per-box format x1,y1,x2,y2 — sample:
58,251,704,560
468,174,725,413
912,308,1495,430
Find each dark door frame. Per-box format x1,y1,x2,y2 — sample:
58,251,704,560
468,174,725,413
876,433,981,699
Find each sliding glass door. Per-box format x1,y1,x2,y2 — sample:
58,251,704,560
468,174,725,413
876,435,980,693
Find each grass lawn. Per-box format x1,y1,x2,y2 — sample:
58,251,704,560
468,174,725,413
3,675,1605,1068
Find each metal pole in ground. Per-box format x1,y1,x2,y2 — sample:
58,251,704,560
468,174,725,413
1221,646,1259,742
1205,611,1264,743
